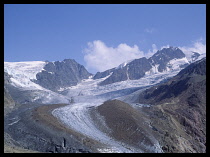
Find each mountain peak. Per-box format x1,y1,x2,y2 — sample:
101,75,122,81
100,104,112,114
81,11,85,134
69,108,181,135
148,46,186,72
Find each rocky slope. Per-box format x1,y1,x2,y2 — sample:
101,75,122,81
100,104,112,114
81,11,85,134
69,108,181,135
94,47,189,85
4,47,205,153
4,72,15,115
4,59,92,105
34,59,92,91
95,99,162,152
136,57,206,152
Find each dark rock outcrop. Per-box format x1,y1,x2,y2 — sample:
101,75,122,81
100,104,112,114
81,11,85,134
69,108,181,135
190,52,200,62
93,68,116,80
34,59,92,91
96,47,188,86
137,58,206,153
148,47,185,72
96,99,160,152
128,57,152,79
99,57,152,85
4,72,15,115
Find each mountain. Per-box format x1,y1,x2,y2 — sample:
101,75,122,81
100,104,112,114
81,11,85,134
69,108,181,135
4,47,202,105
137,57,206,104
190,52,200,63
93,68,116,80
136,57,206,152
100,57,152,86
4,49,206,153
33,59,92,91
94,47,189,86
4,59,92,105
148,46,186,72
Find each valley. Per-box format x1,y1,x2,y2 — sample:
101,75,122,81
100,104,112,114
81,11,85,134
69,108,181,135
4,47,206,153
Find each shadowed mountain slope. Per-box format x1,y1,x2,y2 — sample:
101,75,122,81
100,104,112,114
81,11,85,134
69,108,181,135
136,57,206,152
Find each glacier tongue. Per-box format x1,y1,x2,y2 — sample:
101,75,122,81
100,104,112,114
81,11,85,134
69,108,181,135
51,66,184,153
52,101,139,153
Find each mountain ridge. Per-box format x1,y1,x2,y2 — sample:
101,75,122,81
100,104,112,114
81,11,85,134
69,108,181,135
135,57,206,152
94,47,190,85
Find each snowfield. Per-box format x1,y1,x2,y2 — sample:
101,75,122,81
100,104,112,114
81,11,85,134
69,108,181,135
4,61,46,90
4,61,70,104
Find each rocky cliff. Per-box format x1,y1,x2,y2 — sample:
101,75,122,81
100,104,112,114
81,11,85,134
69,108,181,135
95,47,189,86
136,57,206,152
34,59,92,91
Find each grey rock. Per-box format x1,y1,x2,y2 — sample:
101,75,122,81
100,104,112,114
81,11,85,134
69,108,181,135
191,52,200,62
99,67,128,85
4,72,15,115
99,57,152,85
137,58,206,153
148,46,186,72
33,59,92,91
93,68,116,79
127,57,152,80
98,47,187,86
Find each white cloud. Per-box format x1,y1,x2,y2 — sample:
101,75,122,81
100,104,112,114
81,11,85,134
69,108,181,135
83,39,206,73
83,40,144,72
146,44,158,58
179,41,206,59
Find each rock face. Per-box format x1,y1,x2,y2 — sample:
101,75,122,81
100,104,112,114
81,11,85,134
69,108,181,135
96,99,162,152
4,59,90,104
190,52,200,63
4,72,15,115
148,47,185,72
93,68,116,79
99,57,152,85
34,59,92,91
95,47,188,86
137,58,206,153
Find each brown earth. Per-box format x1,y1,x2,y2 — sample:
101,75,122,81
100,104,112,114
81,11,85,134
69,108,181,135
96,99,159,152
30,104,109,152
4,103,108,153
137,58,206,153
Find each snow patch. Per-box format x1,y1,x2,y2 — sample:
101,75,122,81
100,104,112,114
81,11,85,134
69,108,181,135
145,64,160,75
52,101,137,153
4,61,46,80
166,57,189,71
4,61,47,90
115,59,134,69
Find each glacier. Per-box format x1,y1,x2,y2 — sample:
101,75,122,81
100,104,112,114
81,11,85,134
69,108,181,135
4,53,205,153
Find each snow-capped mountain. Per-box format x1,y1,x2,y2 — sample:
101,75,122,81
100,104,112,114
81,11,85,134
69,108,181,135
34,59,92,91
4,48,206,153
4,60,91,104
94,47,190,85
4,46,205,105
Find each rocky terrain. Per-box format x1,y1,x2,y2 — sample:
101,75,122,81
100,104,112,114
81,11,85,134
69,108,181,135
4,47,206,153
4,103,95,153
94,47,189,86
95,99,162,152
136,57,206,152
34,59,92,91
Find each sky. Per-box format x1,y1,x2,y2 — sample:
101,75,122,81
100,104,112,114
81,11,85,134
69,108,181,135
4,4,206,73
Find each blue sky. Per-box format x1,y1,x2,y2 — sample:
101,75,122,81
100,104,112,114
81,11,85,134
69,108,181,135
4,4,206,73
